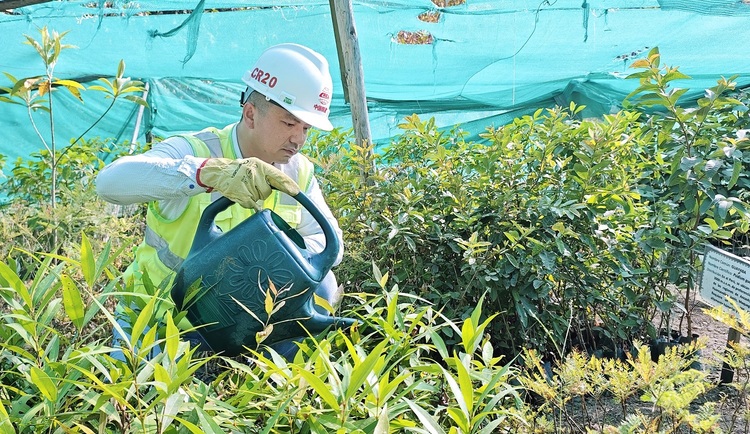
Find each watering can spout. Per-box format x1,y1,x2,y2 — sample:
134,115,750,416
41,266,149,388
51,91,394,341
306,307,358,334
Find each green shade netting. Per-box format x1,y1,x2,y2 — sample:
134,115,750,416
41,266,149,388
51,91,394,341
1,0,749,174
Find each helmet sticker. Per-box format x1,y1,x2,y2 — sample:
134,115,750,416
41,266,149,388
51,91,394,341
280,92,296,106
319,88,331,106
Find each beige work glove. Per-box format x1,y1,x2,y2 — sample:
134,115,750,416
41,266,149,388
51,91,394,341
197,157,300,210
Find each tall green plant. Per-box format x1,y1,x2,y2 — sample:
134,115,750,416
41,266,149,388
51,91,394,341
624,47,750,337
0,26,147,209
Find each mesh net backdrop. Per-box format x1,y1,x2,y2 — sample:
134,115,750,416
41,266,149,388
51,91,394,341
1,0,749,168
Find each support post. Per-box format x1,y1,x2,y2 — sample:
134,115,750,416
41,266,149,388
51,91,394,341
329,0,372,148
719,328,741,384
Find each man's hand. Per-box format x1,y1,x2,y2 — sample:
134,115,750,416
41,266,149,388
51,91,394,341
197,157,301,209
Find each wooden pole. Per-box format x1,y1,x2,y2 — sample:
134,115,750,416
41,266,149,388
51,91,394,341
329,0,372,148
719,328,741,384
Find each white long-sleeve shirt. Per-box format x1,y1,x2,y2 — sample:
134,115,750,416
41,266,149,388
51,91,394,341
96,127,343,265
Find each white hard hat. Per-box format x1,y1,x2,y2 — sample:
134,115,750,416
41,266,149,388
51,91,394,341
242,43,334,131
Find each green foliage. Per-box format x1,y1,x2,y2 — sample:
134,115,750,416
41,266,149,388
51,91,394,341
3,37,750,430
519,341,719,433
0,137,143,280
706,299,750,433
0,245,531,432
0,26,147,208
624,47,750,337
4,137,130,204
0,27,147,278
308,51,750,361
311,108,656,356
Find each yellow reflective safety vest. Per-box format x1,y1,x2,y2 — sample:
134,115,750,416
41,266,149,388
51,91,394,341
122,123,314,321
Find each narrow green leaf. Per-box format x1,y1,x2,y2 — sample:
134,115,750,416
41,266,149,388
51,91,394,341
30,366,57,402
174,416,210,434
374,404,389,434
0,398,16,434
61,274,85,331
80,233,96,287
0,262,31,308
264,289,274,315
386,290,398,328
454,357,474,416
477,419,504,434
429,330,449,359
165,314,178,361
259,393,296,434
403,398,446,434
117,59,125,77
346,340,387,400
53,79,85,89
131,295,157,346
441,365,469,418
461,316,476,355
296,368,340,409
160,391,187,428
153,363,170,393
729,159,741,189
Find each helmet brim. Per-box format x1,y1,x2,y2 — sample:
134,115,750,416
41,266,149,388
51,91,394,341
287,105,334,131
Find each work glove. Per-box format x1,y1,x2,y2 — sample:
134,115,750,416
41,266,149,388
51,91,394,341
197,157,300,210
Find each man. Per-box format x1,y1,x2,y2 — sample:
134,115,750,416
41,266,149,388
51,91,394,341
96,43,343,360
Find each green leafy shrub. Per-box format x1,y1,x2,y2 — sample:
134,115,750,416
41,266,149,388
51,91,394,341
518,340,719,433
0,138,143,279
309,50,750,363
0,26,147,277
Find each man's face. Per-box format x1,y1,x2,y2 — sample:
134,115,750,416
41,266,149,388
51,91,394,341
245,101,311,165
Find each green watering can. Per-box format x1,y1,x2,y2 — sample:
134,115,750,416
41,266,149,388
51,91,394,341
170,192,355,356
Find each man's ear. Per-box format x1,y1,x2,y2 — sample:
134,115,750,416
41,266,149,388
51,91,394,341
242,102,256,128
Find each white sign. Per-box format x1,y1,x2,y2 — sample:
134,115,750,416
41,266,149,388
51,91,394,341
700,244,750,314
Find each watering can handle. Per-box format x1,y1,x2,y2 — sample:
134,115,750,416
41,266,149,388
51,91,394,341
193,191,340,277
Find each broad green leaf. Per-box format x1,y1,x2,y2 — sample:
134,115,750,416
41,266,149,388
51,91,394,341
30,366,57,402
61,274,85,331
